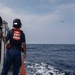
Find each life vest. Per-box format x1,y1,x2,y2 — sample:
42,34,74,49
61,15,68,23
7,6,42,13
13,28,21,41
6,28,24,52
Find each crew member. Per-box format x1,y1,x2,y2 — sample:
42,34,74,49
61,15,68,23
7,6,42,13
1,18,26,75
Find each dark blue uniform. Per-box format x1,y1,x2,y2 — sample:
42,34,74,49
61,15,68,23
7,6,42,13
1,29,25,75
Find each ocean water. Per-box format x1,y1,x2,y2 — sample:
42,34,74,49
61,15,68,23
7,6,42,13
24,44,75,75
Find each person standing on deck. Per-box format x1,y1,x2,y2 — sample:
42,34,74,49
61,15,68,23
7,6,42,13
1,18,26,75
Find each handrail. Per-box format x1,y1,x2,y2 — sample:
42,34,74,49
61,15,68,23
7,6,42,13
0,20,9,73
3,20,10,31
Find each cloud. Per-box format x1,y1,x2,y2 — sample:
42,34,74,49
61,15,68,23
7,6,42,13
38,0,56,3
0,3,13,15
0,2,75,44
48,0,56,3
29,3,75,44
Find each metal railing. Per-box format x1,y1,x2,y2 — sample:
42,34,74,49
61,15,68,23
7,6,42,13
0,20,9,73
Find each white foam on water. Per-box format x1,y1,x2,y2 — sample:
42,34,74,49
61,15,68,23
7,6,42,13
24,61,65,75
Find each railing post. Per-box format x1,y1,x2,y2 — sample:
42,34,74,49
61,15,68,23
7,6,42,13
0,20,9,73
0,23,5,73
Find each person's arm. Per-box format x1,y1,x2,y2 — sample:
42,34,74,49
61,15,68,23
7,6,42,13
21,31,26,58
1,30,10,43
22,42,26,58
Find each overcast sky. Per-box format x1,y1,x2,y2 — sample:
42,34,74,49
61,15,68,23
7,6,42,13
0,0,75,44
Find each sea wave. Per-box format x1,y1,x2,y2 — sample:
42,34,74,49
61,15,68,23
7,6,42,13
24,61,75,75
25,44,75,75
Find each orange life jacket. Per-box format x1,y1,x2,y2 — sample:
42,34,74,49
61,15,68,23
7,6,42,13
6,28,24,52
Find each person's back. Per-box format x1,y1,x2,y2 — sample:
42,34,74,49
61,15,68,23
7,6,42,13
1,18,26,75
